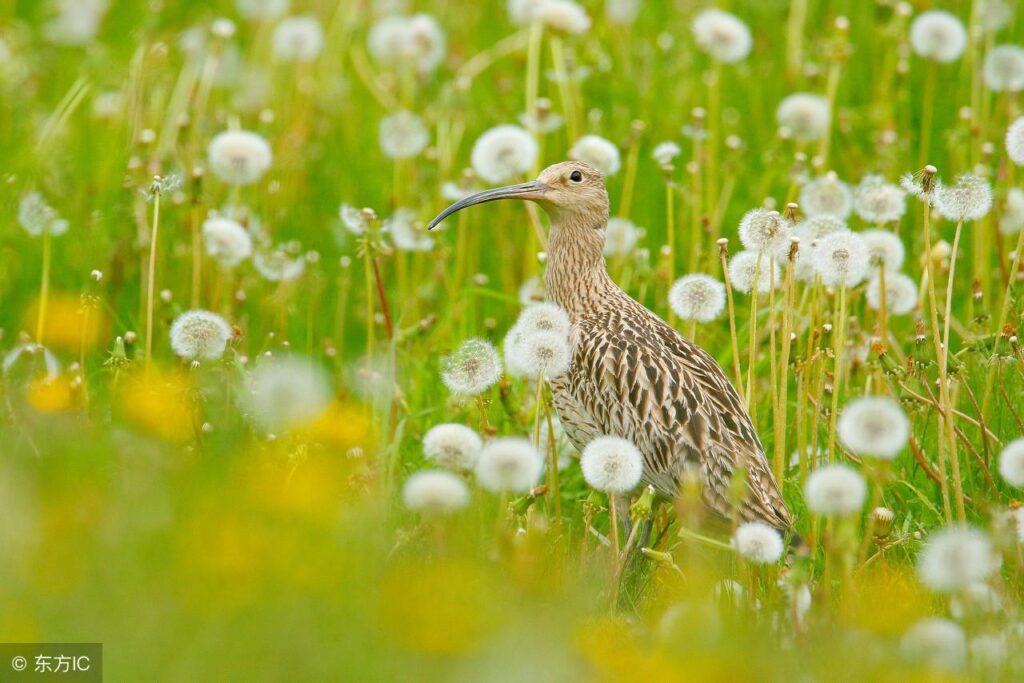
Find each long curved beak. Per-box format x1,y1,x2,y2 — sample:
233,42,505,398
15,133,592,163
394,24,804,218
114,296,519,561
427,180,549,230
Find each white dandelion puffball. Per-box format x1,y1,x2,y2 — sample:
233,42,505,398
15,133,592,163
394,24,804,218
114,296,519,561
45,0,109,45
837,396,910,459
804,464,866,516
934,174,993,222
788,215,846,280
471,125,538,184
606,0,641,25
901,618,966,672
1007,117,1024,165
917,526,999,593
515,303,571,337
728,250,781,295
692,8,752,64
866,272,918,315
738,208,793,253
732,521,784,565
384,208,433,252
169,310,233,361
340,204,369,235
379,110,429,159
254,249,305,282
998,438,1024,488
776,93,830,142
208,130,272,185
581,435,644,494
506,330,571,380
475,437,543,493
508,0,545,25
17,192,69,238
910,10,967,63
652,141,681,166
423,423,483,471
1001,187,1024,235
402,470,470,516
368,14,446,74
535,0,591,34
503,328,530,378
603,217,642,257
442,338,503,395
202,216,252,267
854,175,907,225
983,45,1024,92
669,274,726,323
237,0,289,20
569,135,621,176
518,276,545,305
244,355,332,432
800,174,852,220
979,0,1013,34
813,230,869,288
862,229,905,272
272,15,323,62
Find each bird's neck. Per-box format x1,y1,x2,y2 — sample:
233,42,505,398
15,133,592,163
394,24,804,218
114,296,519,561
544,214,615,318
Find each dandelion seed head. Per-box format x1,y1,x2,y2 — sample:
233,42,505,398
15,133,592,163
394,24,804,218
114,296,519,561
442,338,503,395
866,272,918,315
738,208,793,253
254,248,305,281
535,0,591,34
776,93,830,142
862,229,905,271
402,470,470,516
506,329,571,379
475,437,543,492
272,15,323,62
1001,187,1024,235
969,634,1007,673
799,174,853,219
368,14,445,73
983,45,1024,92
379,110,429,159
652,141,681,166
507,0,546,25
515,303,571,337
813,230,869,288
471,125,538,184
518,276,546,305
17,192,68,238
910,10,967,63
208,130,272,185
728,249,781,294
580,435,644,493
168,310,232,362
605,0,641,25
603,217,642,257
236,0,290,20
978,0,1013,33
917,526,999,593
804,464,867,516
692,8,752,64
244,355,332,432
669,274,726,323
934,174,993,221
340,204,369,235
202,216,252,268
901,618,966,672
854,175,907,224
45,0,108,45
1007,117,1024,165
384,208,433,252
837,396,910,459
998,438,1024,488
569,134,621,176
732,521,784,564
424,423,484,470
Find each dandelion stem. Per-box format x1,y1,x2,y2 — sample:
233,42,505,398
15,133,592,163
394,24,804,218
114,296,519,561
550,37,579,143
36,231,52,344
918,62,937,169
826,284,847,461
719,241,743,391
144,190,161,378
666,178,676,327
940,219,966,522
745,252,763,414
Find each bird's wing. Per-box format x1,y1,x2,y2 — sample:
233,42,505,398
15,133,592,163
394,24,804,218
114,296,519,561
569,301,792,529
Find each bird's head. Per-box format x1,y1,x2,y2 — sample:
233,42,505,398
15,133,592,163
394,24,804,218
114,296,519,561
427,161,609,230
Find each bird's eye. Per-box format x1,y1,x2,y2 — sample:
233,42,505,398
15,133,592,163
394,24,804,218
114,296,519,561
569,170,583,183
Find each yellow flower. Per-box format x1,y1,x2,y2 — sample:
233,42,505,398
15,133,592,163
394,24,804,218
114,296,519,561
27,375,75,413
118,369,194,442
25,293,106,353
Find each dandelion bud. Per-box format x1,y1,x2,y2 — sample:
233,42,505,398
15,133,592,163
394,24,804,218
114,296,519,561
871,506,896,538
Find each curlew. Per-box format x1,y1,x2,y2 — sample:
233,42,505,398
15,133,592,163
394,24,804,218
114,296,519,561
428,161,793,535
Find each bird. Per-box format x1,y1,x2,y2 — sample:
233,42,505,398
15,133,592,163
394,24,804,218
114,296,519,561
428,161,793,536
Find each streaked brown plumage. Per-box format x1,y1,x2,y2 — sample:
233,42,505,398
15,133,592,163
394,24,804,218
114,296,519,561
428,161,792,532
